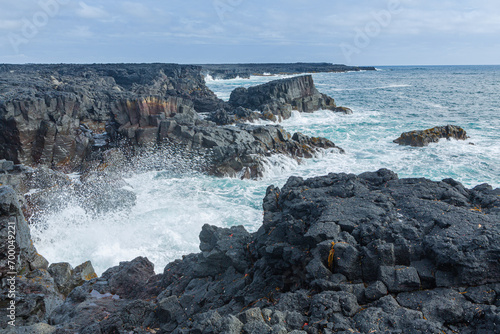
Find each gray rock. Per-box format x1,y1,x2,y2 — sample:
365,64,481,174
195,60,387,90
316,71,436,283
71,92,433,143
228,75,350,122
379,266,421,293
394,125,469,147
365,281,388,301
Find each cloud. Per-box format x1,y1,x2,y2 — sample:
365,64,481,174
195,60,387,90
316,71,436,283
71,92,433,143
77,2,108,20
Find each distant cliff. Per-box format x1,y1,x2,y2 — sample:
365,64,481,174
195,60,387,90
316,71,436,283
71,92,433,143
201,62,376,79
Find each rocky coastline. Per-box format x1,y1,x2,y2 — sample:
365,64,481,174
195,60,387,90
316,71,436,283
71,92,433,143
1,64,499,333
1,167,499,333
200,63,376,80
0,64,346,179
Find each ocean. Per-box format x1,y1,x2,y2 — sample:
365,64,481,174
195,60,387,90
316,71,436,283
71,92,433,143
31,65,500,275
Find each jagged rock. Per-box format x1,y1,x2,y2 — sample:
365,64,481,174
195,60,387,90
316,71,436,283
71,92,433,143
394,125,469,146
0,64,221,170
6,170,500,332
48,261,97,297
0,186,97,329
1,65,343,180
229,75,351,121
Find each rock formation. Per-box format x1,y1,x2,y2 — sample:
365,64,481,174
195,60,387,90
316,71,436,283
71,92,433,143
394,125,469,147
0,180,97,328
0,64,344,179
224,75,352,123
3,169,499,333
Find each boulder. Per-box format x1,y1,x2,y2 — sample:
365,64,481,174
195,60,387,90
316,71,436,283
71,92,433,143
394,125,469,146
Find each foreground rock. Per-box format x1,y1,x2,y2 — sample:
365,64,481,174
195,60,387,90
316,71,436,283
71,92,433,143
0,184,97,329
201,62,376,79
223,75,351,123
0,64,343,179
394,125,469,147
7,169,499,333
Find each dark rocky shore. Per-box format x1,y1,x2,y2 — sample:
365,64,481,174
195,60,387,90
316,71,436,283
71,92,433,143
1,168,499,333
1,64,499,333
200,63,376,80
0,64,347,178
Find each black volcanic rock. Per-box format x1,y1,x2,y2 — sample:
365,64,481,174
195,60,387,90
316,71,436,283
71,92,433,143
0,184,97,328
14,169,500,333
0,63,221,170
201,62,376,80
228,75,352,122
394,125,469,147
0,64,342,179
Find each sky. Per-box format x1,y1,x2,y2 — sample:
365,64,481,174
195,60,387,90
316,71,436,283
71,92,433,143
0,0,499,65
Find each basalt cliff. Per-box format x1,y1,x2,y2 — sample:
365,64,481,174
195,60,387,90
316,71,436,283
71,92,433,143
0,64,345,178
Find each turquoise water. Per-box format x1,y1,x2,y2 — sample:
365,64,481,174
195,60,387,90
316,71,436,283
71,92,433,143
33,66,500,274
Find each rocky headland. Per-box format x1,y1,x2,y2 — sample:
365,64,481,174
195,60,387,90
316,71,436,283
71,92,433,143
201,63,376,80
0,64,346,178
1,168,499,333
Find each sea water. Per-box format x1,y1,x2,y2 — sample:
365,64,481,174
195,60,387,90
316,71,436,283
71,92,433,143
32,66,500,275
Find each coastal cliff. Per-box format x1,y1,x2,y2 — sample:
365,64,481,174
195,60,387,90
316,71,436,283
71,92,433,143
0,64,344,178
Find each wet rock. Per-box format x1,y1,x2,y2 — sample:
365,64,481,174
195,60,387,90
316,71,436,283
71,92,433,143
229,75,351,122
6,170,500,333
48,261,97,296
394,125,469,147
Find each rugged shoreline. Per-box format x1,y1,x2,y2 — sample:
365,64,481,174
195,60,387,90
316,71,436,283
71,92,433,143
200,63,376,80
1,168,499,333
0,63,348,179
2,63,499,333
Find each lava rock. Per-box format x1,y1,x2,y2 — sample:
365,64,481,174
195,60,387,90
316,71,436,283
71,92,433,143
394,125,469,147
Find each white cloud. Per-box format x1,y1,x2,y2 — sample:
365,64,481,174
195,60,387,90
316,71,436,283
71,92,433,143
77,2,108,20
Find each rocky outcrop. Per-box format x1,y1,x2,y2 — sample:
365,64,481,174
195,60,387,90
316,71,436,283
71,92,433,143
225,75,352,123
201,63,376,80
394,125,469,147
0,64,223,171
0,182,97,329
12,169,499,333
0,65,343,179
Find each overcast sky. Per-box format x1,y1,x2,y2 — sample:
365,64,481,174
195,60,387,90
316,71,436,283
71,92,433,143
0,0,499,65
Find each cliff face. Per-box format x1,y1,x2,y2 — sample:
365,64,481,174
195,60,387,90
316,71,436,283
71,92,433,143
0,65,345,178
0,64,223,170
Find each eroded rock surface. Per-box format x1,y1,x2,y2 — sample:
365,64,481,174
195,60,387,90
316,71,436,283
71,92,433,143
226,75,352,123
0,64,344,179
8,170,499,333
394,125,469,147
